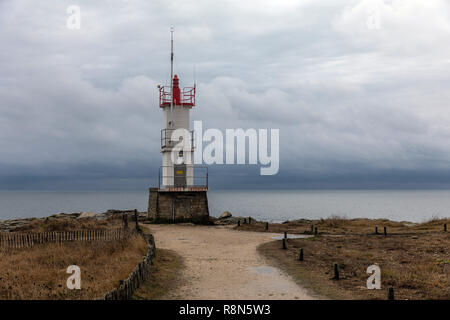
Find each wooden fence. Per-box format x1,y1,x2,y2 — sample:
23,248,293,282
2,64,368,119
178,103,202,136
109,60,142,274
103,233,156,300
0,227,132,249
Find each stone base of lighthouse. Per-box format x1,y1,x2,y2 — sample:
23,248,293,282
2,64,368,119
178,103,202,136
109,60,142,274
147,188,210,224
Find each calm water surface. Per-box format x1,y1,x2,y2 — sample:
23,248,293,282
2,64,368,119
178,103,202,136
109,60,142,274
1,190,449,222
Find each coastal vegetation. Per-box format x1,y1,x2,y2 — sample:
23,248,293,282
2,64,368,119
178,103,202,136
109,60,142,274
133,248,184,300
247,217,450,300
0,215,148,299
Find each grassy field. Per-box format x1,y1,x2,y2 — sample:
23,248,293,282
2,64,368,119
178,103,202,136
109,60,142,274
244,217,450,300
0,226,147,299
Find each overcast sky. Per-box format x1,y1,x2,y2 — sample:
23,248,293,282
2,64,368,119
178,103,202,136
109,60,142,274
1,0,450,190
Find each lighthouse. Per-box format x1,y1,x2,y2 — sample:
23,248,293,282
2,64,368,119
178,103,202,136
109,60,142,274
159,74,196,189
148,30,209,223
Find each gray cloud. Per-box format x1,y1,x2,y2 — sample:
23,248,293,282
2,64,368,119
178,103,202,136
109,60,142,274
1,0,450,189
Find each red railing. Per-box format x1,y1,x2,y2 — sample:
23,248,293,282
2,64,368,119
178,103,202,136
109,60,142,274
182,87,196,105
159,86,195,107
159,86,172,106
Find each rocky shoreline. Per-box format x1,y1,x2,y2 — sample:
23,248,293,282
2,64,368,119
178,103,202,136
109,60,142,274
0,210,148,233
0,210,245,233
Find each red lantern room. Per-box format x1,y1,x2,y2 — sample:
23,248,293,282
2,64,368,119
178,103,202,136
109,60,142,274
159,74,196,107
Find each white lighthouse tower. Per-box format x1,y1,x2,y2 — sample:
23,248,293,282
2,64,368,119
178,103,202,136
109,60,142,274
148,30,209,223
159,73,196,190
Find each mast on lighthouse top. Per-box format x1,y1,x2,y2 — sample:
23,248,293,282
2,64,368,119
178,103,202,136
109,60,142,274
159,28,196,109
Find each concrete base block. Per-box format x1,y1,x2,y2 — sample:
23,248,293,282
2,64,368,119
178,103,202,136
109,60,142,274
147,188,210,224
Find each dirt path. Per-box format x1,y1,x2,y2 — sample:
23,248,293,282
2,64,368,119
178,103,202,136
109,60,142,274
146,224,316,300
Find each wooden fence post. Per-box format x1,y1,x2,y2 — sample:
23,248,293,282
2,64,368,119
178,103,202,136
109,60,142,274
333,263,340,280
299,248,304,261
384,227,387,236
388,287,395,300
123,213,129,229
265,222,269,231
282,238,286,249
134,209,141,233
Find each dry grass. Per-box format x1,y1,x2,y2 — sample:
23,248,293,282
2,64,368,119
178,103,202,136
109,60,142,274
133,248,184,300
237,217,450,235
12,216,122,233
0,234,148,300
259,232,450,300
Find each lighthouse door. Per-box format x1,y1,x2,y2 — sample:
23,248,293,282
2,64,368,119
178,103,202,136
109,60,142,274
174,164,186,187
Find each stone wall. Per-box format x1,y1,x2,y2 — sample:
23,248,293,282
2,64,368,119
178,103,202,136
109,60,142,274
148,188,210,224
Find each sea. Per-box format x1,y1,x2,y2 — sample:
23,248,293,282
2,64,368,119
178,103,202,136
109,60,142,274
1,189,450,223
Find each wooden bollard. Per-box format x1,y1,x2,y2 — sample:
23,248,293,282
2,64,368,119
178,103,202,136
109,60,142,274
333,263,340,280
282,238,286,249
134,209,141,232
388,287,395,300
314,227,318,235
375,226,379,235
299,248,304,261
123,213,129,229
237,220,240,227
445,224,447,232
265,222,269,231
384,227,387,236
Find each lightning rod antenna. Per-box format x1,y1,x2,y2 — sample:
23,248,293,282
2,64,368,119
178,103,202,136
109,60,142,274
170,27,174,127
193,64,196,86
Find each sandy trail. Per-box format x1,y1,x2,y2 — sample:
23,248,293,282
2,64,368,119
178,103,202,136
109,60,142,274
146,224,315,300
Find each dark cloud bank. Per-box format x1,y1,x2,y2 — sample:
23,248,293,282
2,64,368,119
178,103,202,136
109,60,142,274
1,0,450,190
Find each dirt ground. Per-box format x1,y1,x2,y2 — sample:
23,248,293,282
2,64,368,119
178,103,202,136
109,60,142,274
144,224,318,300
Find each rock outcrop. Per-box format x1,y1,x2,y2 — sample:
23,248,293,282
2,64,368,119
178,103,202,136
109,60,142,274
219,211,232,219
